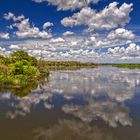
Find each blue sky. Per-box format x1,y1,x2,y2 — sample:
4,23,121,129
0,0,140,34
0,0,140,63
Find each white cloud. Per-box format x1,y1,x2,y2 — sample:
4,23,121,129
50,37,65,43
0,33,10,39
4,12,53,39
4,12,25,21
33,0,100,11
108,43,140,55
63,31,74,36
107,28,135,40
0,30,139,63
1,1,139,63
61,2,133,31
14,19,52,38
0,47,6,52
9,44,20,50
43,22,53,29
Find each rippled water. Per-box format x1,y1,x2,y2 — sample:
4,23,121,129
0,66,140,140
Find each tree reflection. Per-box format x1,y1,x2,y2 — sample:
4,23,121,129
0,76,49,97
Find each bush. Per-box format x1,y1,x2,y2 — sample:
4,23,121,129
10,51,37,66
11,60,40,78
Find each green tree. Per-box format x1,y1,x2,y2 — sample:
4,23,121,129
11,60,40,77
10,51,37,66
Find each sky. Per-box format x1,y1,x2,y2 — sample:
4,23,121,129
0,0,140,63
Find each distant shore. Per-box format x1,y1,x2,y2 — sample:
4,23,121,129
0,50,140,96
0,51,97,89
100,63,140,69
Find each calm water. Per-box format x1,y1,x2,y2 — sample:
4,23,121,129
0,66,140,140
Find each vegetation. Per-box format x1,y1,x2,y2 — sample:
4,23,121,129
38,60,98,70
1,50,140,96
0,51,97,96
102,63,140,69
0,51,47,88
113,64,140,69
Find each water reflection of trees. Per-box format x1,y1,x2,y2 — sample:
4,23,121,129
0,76,49,97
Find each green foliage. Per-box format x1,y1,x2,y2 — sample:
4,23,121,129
38,60,97,70
23,65,40,77
12,60,28,75
10,50,37,66
11,60,40,77
0,50,97,96
0,55,11,65
0,74,14,85
109,64,140,69
0,51,41,89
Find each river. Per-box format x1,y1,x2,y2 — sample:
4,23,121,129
0,66,140,140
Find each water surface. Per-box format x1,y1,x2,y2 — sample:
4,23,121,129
0,66,140,140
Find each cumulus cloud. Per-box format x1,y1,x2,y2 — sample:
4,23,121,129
4,12,25,21
0,34,139,62
1,10,139,62
0,33,10,39
1,2,138,63
107,28,135,40
43,22,53,29
63,31,74,36
15,20,52,39
4,12,53,39
50,37,65,43
61,2,133,31
0,47,6,53
108,43,140,56
1,1,139,63
9,44,20,50
32,0,100,11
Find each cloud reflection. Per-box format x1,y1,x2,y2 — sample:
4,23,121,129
43,67,140,102
33,119,117,140
0,67,139,128
6,92,53,119
62,100,132,127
